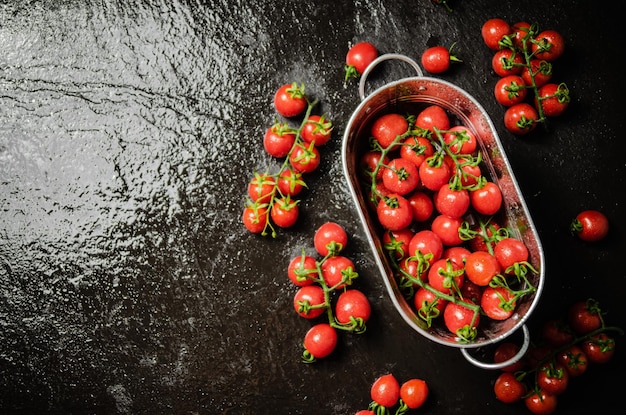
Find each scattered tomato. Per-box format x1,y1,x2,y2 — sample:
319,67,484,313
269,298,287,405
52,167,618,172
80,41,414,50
399,378,428,409
421,44,461,74
571,209,609,242
345,41,378,80
370,373,400,408
314,221,348,256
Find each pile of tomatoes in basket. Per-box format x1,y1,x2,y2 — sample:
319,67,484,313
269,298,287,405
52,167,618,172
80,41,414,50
288,222,371,362
242,82,333,237
357,103,539,343
491,298,621,414
481,18,570,135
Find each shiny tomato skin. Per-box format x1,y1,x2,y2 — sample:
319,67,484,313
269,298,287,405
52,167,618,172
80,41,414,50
464,251,501,286
541,319,574,347
443,300,480,336
371,113,409,149
407,191,434,222
504,102,538,135
360,150,388,182
303,323,337,359
289,143,320,173
536,83,569,117
400,378,429,409
556,345,588,377
470,181,502,215
248,173,275,203
493,342,526,372
442,125,477,155
377,194,413,231
524,389,558,415
242,205,268,234
345,41,378,78
270,197,299,228
532,30,565,61
321,255,355,289
443,246,471,267
494,75,528,107
427,258,465,295
421,45,451,74
287,254,317,286
263,124,296,158
274,83,306,117
277,168,305,197
301,114,332,146
419,161,451,191
382,227,414,260
581,333,616,364
494,372,526,403
571,209,609,242
414,287,447,317
415,105,450,133
293,285,326,319
431,214,464,246
382,158,420,195
400,136,434,168
511,21,532,48
481,286,516,320
537,362,569,396
481,18,511,50
494,237,529,273
567,299,602,334
314,221,348,256
491,48,523,77
335,289,371,324
370,373,400,408
434,185,470,218
409,230,444,265
521,59,552,88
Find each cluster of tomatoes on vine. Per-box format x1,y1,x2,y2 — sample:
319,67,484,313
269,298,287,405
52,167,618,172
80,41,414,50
357,103,539,343
354,373,429,415
288,222,372,362
490,298,622,414
242,83,333,237
481,18,570,135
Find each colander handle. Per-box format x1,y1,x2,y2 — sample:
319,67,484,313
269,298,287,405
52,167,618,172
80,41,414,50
358,53,424,100
460,324,530,370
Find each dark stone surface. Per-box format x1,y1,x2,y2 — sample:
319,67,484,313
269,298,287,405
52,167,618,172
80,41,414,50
1,0,624,413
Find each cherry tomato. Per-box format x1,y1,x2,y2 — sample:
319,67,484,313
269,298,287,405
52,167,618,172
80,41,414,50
360,151,389,182
536,82,570,117
494,75,528,107
470,181,502,215
532,29,565,62
371,113,409,149
314,222,348,256
321,255,356,289
248,173,276,203
567,299,602,334
493,237,529,273
481,286,516,320
504,102,538,135
277,168,305,197
263,122,296,158
556,344,588,377
460,279,483,305
581,333,615,364
303,323,337,359
289,142,320,173
407,191,434,222
443,246,471,267
434,185,470,218
415,105,450,133
428,258,465,295
571,209,609,242
419,160,451,191
409,230,444,265
345,41,378,80
335,289,371,325
493,342,525,372
525,389,558,415
270,196,299,228
293,285,326,319
511,21,531,49
400,136,434,168
481,18,511,50
377,194,413,231
541,319,574,347
301,114,333,146
443,300,480,339
355,411,375,415
382,227,414,260
274,82,307,117
242,204,268,234
455,157,482,187
431,214,464,246
468,221,501,253
494,372,526,403
442,125,477,155
370,373,400,408
491,48,523,77
521,59,552,88
421,45,460,74
537,361,569,396
382,158,420,195
414,287,447,321
399,378,429,409
287,254,318,286
464,250,501,286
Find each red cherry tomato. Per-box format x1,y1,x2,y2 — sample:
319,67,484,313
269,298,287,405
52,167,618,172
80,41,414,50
537,361,569,396
407,191,434,222
494,372,526,403
293,285,326,319
570,209,609,242
567,299,602,334
301,114,333,146
370,373,400,408
242,204,268,234
481,18,511,50
524,389,558,415
464,250,501,286
493,342,526,372
335,289,371,325
303,323,337,360
421,45,460,74
443,300,480,339
556,344,589,377
270,196,299,228
532,29,565,62
263,122,296,158
494,75,528,107
321,255,356,289
399,378,429,409
274,82,307,117
409,230,444,265
470,181,502,215
382,158,420,195
400,136,434,168
431,214,464,246
371,113,409,149
314,222,348,256
536,82,570,117
427,258,465,295
442,125,477,155
415,105,450,133
504,102,539,135
493,237,529,273
287,253,317,286
277,168,305,197
247,173,276,203
481,286,516,320
377,194,413,231
491,48,523,77
521,59,552,88
581,333,615,364
434,185,470,218
289,143,320,173
345,41,378,80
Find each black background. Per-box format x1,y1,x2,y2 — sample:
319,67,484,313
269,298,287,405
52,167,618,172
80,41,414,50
1,0,624,414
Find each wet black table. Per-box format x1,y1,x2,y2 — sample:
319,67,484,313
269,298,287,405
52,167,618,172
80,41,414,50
1,1,625,414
